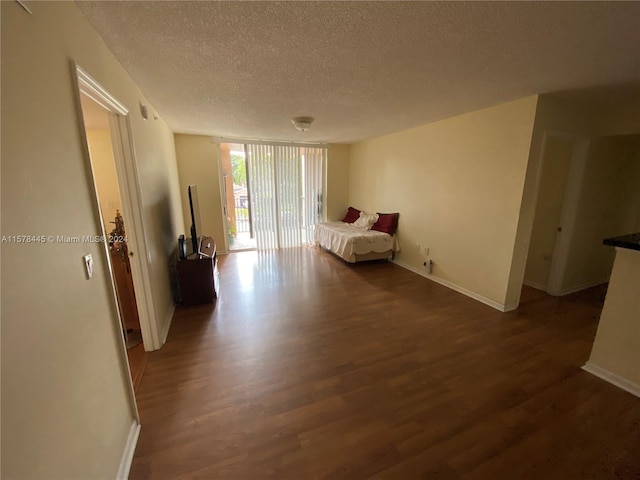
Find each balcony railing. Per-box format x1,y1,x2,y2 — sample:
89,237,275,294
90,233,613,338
234,196,250,233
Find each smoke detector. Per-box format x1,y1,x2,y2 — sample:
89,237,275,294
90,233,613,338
291,116,314,132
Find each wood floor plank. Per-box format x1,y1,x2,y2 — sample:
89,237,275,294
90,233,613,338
130,247,640,479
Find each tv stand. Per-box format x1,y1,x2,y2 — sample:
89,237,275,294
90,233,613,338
176,236,219,305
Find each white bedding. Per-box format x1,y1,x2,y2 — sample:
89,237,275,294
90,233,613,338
315,221,399,262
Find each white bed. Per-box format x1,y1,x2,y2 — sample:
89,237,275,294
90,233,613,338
315,221,400,263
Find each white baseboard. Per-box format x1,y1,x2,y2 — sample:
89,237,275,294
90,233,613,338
117,420,140,480
582,362,640,398
559,278,609,296
391,259,508,312
160,303,175,346
523,279,609,297
523,280,547,291
502,301,519,312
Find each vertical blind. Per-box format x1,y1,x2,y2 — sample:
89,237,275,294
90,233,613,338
246,144,325,250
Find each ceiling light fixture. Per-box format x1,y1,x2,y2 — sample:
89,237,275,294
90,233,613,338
291,116,314,132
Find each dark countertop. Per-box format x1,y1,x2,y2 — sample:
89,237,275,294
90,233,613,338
603,232,640,252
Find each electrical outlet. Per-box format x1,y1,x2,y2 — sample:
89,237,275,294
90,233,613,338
423,259,433,274
415,243,421,252
423,246,429,255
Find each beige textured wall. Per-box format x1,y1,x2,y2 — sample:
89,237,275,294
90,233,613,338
524,136,574,289
326,144,350,221
587,248,640,387
174,134,227,252
1,2,183,478
349,96,538,308
86,128,123,228
561,135,640,291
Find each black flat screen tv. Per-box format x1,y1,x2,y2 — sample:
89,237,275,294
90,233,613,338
188,185,203,255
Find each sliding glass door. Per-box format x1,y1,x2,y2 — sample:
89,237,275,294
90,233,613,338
246,143,325,250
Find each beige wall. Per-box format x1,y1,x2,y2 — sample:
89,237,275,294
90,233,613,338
561,135,640,291
586,248,640,388
349,96,538,308
174,134,227,252
326,144,350,221
1,2,183,478
592,94,640,137
86,128,123,228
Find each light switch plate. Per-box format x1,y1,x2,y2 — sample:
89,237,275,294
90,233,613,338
84,254,94,279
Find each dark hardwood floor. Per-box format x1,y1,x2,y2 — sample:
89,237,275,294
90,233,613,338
130,247,640,479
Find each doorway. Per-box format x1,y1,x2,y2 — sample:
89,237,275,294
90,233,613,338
523,132,639,300
221,143,256,251
75,67,161,355
524,134,575,291
78,93,148,388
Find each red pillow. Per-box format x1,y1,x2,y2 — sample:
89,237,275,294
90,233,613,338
372,212,399,235
342,207,361,223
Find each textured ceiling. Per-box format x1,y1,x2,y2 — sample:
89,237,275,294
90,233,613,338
75,1,640,144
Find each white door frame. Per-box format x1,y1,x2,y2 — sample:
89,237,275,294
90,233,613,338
74,64,161,352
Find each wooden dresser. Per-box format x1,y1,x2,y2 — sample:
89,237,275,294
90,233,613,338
176,236,219,306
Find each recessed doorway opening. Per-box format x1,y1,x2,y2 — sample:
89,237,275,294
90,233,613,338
221,143,256,251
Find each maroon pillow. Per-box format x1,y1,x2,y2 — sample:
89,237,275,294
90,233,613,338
341,207,361,223
372,212,399,235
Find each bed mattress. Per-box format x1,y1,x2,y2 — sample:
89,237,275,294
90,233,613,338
315,221,399,263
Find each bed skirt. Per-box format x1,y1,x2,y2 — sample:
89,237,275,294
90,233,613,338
318,245,394,263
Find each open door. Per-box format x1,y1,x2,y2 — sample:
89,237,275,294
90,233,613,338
220,142,256,251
